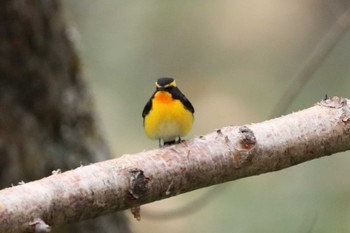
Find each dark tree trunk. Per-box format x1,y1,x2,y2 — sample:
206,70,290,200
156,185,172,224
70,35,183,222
0,1,130,232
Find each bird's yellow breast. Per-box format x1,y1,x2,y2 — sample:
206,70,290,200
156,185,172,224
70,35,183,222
144,91,193,141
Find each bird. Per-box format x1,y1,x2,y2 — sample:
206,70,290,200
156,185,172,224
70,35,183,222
142,77,194,147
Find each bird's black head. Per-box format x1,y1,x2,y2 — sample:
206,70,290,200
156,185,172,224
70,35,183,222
155,77,176,90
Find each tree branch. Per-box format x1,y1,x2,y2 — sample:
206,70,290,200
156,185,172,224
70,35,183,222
1,96,350,232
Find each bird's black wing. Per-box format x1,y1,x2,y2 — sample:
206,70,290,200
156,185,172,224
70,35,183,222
171,87,195,113
142,91,156,120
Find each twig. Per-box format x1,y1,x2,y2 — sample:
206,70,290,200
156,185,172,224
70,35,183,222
270,8,350,118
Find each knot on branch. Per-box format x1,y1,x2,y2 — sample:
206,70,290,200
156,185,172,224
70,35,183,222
238,126,256,151
128,168,150,200
224,126,256,169
128,169,150,221
319,96,347,108
320,96,350,133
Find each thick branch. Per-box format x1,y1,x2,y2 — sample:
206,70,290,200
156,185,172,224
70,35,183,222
1,97,350,232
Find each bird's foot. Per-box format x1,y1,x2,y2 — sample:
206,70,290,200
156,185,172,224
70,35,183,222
159,137,182,148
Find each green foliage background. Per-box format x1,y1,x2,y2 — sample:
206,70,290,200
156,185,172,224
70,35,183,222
63,1,350,232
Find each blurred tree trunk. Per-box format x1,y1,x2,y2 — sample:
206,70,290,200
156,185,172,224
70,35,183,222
0,1,130,232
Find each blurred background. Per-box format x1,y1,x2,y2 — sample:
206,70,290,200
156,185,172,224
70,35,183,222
62,1,350,232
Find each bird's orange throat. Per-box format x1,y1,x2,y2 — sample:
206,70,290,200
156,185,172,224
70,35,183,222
154,91,173,103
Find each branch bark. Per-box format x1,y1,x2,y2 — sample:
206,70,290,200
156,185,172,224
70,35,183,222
1,96,350,233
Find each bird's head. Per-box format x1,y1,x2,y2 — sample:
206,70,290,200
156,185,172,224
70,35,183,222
155,77,176,91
